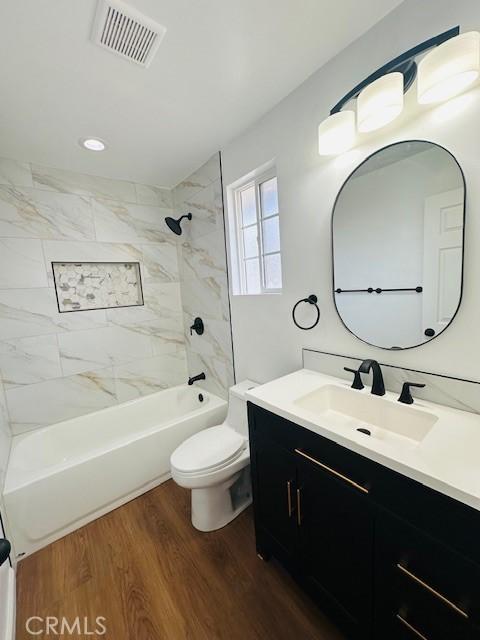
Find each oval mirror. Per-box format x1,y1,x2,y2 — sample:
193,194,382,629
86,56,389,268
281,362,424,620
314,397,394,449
332,140,465,349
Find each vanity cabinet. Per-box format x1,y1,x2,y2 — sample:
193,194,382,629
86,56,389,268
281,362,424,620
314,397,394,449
248,402,480,640
253,437,297,565
374,512,478,640
296,454,375,638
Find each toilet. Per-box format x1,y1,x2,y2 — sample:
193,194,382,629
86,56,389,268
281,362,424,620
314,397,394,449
170,380,258,532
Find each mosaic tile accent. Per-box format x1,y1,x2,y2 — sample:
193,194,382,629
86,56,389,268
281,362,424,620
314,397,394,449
52,262,144,313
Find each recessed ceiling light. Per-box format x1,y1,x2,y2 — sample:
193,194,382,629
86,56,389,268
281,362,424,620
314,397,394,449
79,137,107,152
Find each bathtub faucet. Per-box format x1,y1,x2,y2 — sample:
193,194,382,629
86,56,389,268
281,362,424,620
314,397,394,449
188,372,206,386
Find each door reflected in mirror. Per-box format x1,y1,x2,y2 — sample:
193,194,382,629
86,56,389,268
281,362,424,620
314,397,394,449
332,140,465,349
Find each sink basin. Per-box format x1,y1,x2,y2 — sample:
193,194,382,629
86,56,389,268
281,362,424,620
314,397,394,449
245,368,480,512
294,385,437,448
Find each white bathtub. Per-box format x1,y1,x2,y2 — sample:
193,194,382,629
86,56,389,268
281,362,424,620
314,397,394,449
4,385,227,559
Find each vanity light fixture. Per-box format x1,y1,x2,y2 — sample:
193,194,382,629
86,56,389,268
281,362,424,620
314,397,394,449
318,111,356,155
318,26,480,156
357,72,404,133
79,137,107,152
417,31,480,104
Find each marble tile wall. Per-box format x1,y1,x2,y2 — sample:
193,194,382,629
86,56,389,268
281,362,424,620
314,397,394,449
0,158,187,434
0,382,10,493
173,153,235,399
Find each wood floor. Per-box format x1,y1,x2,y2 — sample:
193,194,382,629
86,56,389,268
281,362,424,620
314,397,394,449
16,480,345,640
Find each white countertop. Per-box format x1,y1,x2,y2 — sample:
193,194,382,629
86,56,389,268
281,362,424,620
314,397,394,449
245,369,480,512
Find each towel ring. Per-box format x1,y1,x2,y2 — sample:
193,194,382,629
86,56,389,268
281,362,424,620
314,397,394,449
292,294,320,330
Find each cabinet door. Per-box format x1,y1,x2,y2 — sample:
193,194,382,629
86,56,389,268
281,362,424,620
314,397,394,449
374,511,478,640
250,435,298,564
297,454,374,639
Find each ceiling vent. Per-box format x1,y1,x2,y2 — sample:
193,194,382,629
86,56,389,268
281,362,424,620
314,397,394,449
91,0,166,68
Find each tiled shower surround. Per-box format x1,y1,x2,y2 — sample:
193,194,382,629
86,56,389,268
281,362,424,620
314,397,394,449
174,154,235,399
0,153,233,440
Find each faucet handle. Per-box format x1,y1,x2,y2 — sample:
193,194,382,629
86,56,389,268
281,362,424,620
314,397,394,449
344,367,364,391
398,381,425,405
190,317,204,336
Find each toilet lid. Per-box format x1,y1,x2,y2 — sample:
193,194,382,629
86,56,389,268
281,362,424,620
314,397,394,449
171,425,245,474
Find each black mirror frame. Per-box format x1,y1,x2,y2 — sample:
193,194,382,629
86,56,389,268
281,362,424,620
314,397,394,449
331,139,466,351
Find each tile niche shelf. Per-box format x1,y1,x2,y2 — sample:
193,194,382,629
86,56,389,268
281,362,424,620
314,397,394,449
52,261,144,313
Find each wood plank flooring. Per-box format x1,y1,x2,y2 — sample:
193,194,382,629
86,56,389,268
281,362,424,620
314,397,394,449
16,480,345,640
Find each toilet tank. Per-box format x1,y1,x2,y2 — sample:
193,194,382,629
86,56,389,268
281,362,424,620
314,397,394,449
225,380,260,437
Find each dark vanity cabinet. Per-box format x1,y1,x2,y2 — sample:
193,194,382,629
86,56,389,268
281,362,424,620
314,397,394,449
253,437,298,564
248,403,480,640
296,452,375,638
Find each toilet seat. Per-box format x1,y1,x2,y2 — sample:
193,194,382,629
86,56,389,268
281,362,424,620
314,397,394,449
170,425,246,476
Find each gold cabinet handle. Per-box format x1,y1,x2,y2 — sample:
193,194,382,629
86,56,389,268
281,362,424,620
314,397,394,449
396,564,468,619
286,480,293,517
296,488,302,526
295,449,369,494
396,615,428,640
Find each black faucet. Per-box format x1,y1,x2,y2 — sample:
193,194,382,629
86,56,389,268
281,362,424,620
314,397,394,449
398,381,425,405
188,372,206,386
359,359,385,396
189,317,204,336
344,367,364,390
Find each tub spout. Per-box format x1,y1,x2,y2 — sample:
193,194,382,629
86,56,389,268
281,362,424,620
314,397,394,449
188,372,206,386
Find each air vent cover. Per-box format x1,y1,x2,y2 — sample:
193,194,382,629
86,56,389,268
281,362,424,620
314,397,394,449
91,0,166,68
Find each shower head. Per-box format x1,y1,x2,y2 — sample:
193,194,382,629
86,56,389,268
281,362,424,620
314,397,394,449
165,213,192,236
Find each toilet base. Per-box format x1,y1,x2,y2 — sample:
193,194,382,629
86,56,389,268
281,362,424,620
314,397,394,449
191,468,252,532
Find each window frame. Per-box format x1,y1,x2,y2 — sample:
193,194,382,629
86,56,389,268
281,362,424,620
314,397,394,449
233,168,282,295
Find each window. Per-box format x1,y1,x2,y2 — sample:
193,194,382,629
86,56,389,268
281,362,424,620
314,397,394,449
231,170,282,294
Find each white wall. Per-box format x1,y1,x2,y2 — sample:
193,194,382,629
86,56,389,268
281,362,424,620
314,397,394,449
221,0,480,384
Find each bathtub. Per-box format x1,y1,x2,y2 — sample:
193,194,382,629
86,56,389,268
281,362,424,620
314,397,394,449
4,385,227,559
